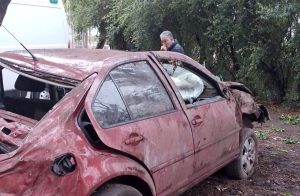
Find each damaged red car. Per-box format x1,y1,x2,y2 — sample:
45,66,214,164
0,49,268,196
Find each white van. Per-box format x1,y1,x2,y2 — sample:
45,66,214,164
0,0,69,97
0,0,69,52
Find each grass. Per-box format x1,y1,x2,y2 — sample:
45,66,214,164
281,192,292,196
280,114,300,125
279,148,289,153
271,124,285,132
270,151,279,156
255,130,268,140
285,136,298,144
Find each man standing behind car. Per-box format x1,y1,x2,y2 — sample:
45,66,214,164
160,31,184,54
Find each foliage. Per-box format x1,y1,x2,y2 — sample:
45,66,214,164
281,192,293,196
280,114,300,125
280,148,289,153
255,130,268,140
63,0,111,48
284,136,298,144
65,0,300,104
271,125,285,132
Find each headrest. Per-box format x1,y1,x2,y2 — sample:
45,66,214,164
15,75,45,92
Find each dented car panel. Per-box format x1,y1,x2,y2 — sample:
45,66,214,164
0,49,267,195
84,54,195,195
0,74,155,195
224,81,270,123
0,75,94,194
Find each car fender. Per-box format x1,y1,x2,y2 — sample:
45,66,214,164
223,81,269,123
85,153,156,196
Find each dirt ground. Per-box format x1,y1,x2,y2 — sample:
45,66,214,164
182,105,300,196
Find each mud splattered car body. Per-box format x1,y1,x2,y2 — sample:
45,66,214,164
0,49,268,195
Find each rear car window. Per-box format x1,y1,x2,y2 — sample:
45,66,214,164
0,68,70,120
92,61,174,128
92,76,131,127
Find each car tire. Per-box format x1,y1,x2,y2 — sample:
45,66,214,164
93,183,143,196
225,128,258,179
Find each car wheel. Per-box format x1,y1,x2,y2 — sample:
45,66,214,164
92,183,143,196
225,128,258,179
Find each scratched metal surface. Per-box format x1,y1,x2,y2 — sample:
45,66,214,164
0,49,265,196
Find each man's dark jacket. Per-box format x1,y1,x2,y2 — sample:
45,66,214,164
168,42,184,54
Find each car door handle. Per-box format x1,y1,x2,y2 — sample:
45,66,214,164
125,133,144,146
191,115,203,126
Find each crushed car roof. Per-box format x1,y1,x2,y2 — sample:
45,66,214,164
0,49,135,82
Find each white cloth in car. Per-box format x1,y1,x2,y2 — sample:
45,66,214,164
171,72,204,102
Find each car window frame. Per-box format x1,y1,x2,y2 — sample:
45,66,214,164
90,59,177,129
174,62,224,108
91,75,132,128
152,55,225,109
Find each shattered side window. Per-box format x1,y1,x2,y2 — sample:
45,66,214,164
92,76,131,128
110,61,174,120
161,60,220,105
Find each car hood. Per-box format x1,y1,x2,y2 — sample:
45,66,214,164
223,81,254,96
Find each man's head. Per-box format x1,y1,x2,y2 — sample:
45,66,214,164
160,31,175,50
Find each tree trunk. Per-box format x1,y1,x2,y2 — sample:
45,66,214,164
221,37,240,80
195,34,207,63
228,36,240,71
96,37,105,49
259,60,284,103
0,0,11,25
95,25,107,49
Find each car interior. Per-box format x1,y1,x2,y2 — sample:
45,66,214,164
0,67,70,120
160,60,220,104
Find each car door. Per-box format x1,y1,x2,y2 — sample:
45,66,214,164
153,53,241,177
84,55,195,195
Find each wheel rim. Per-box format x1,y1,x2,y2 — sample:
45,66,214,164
241,137,256,175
